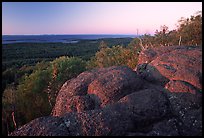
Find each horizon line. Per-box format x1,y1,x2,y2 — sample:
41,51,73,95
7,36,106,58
2,33,146,36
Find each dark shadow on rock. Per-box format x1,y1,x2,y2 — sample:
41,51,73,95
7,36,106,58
136,63,170,87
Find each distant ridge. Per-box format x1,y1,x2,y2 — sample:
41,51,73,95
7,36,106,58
2,34,138,44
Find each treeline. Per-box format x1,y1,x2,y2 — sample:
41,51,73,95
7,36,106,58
130,11,202,50
2,11,202,135
2,38,132,92
2,38,133,70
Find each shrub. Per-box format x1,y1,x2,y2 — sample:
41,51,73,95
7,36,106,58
47,56,86,106
3,56,87,130
87,45,139,69
16,68,52,124
50,56,86,83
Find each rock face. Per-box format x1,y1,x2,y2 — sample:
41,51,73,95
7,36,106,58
136,45,202,89
52,66,143,116
9,46,202,136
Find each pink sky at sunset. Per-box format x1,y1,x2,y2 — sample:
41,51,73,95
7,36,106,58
2,2,202,35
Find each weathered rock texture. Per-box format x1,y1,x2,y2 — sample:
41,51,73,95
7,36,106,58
9,46,202,136
137,45,202,89
52,66,143,116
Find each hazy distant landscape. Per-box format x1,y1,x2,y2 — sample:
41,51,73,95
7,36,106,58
2,34,136,44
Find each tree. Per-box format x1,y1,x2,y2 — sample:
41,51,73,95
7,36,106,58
3,57,87,131
16,68,52,124
155,25,169,46
167,30,179,46
46,56,86,107
128,38,139,47
87,45,139,69
99,40,108,49
177,11,202,45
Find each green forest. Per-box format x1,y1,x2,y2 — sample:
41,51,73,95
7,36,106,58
2,11,202,134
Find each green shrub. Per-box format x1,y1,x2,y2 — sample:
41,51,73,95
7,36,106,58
47,56,86,106
3,56,87,129
50,56,86,83
87,45,139,69
16,69,52,123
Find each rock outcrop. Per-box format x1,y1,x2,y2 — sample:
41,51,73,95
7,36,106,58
136,45,202,88
52,66,144,116
9,46,202,136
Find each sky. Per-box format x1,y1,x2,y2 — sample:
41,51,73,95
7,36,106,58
2,2,202,35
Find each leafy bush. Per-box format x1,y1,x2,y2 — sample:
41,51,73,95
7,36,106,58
15,56,86,122
177,11,202,46
2,85,17,134
50,56,86,83
87,45,139,69
2,56,87,132
16,68,52,123
47,56,86,106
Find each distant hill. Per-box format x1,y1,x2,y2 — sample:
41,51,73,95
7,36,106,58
2,34,138,44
